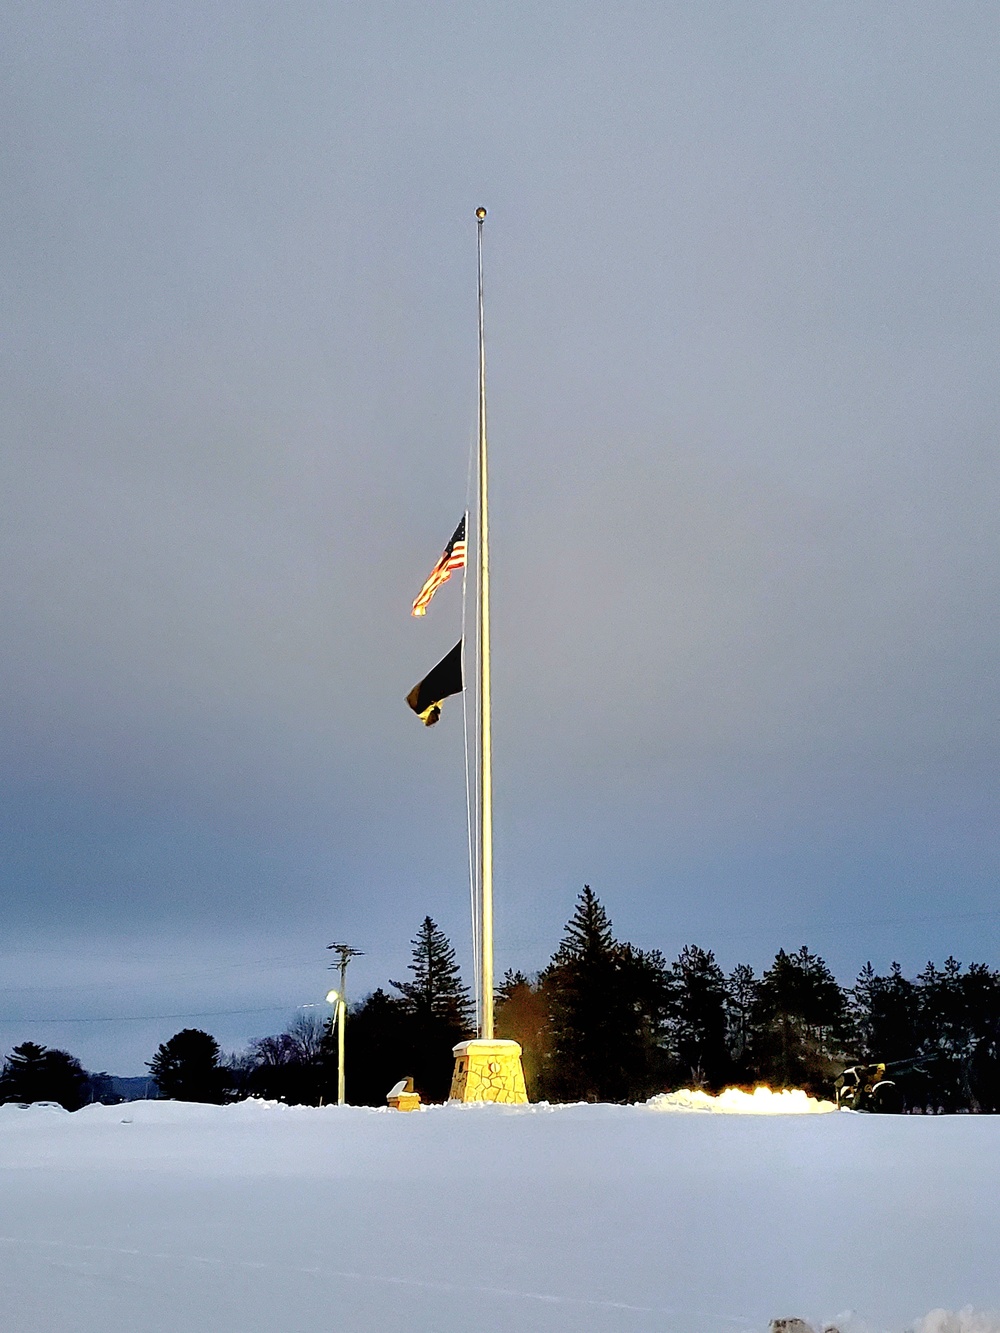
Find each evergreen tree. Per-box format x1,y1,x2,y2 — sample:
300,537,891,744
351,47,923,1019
750,946,849,1093
619,944,674,1097
544,886,621,1101
0,1041,89,1110
850,962,879,1056
148,1029,227,1103
963,963,1000,1113
724,964,759,1070
916,958,1000,1112
543,886,669,1102
498,967,530,997
850,961,920,1063
665,946,730,1089
390,918,473,1100
391,917,473,1028
344,988,416,1106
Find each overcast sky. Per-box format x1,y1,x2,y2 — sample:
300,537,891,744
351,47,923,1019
2,2,998,1073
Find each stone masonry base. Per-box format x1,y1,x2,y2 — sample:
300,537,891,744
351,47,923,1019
449,1039,528,1104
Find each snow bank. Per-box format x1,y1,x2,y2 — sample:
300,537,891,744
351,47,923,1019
912,1313,1000,1333
766,1313,1000,1333
647,1085,839,1114
0,1099,69,1117
0,1097,996,1332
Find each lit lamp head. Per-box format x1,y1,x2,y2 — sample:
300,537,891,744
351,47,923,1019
325,989,340,1006
476,206,487,221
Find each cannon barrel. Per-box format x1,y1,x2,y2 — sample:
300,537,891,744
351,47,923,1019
881,1057,930,1074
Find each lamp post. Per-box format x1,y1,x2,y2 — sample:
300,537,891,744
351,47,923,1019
325,942,363,1107
325,988,346,1106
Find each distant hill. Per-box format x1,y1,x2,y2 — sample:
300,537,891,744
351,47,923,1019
110,1075,156,1100
88,1074,157,1104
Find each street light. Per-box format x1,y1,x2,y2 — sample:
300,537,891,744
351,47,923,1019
326,942,363,1107
325,988,346,1107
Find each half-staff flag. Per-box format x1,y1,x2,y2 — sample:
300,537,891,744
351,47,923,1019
406,641,463,726
411,516,466,616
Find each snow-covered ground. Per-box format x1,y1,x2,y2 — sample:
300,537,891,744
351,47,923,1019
0,1097,997,1333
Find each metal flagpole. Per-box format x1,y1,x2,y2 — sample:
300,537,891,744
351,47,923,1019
447,211,526,1103
476,206,494,1041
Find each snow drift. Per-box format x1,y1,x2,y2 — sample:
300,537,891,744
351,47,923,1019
0,1097,996,1333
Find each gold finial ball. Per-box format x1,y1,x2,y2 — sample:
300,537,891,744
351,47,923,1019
476,206,487,221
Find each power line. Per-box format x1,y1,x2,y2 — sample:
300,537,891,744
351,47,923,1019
0,953,322,996
0,1003,308,1026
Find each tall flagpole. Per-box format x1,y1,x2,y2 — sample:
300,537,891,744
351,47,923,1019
447,210,526,1102
476,206,494,1041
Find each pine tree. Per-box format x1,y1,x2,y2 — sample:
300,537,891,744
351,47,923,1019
148,1029,227,1103
544,886,620,1100
725,964,758,1068
850,961,920,1063
964,963,1000,1113
553,885,615,961
0,1041,89,1110
390,918,473,1100
665,945,730,1089
391,917,473,1027
751,946,849,1092
619,943,673,1095
543,886,669,1102
915,957,1000,1111
0,1041,47,1104
344,988,416,1106
498,968,530,998
850,962,879,1057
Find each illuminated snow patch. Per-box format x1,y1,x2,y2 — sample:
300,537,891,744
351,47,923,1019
646,1086,838,1114
913,1311,1000,1333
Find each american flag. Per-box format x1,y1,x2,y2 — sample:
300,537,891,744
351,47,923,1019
411,516,467,616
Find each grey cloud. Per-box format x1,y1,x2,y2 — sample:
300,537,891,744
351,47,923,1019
1,2,997,1070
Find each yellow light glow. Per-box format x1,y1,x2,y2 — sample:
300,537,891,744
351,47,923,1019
325,990,340,1005
647,1086,838,1114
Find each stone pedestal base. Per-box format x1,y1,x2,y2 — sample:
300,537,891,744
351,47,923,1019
387,1090,421,1111
386,1076,421,1111
449,1039,528,1104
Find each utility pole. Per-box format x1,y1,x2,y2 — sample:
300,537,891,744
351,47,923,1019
326,942,364,1106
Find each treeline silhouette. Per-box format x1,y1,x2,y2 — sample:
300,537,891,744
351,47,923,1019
3,888,999,1112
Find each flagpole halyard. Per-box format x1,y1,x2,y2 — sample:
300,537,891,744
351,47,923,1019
459,507,480,1034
